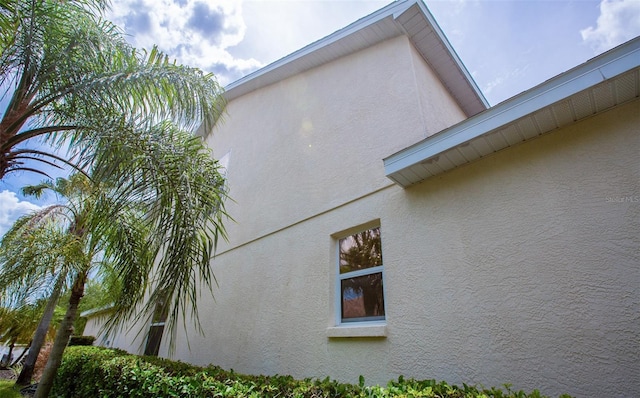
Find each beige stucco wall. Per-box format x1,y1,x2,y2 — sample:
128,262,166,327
103,34,638,398
173,99,639,398
379,100,639,397
83,311,149,354
205,35,466,249
82,315,102,342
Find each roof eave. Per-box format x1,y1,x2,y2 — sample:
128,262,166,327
402,1,489,115
383,36,640,188
222,0,488,116
80,304,114,318
223,0,412,100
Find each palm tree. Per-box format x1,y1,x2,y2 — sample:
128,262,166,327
0,0,224,179
64,277,121,337
15,274,65,385
11,174,128,396
9,127,226,397
0,304,42,368
0,190,88,385
0,2,230,396
0,300,62,369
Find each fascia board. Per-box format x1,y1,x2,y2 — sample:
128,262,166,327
80,304,114,318
224,0,413,98
383,37,640,177
411,1,489,110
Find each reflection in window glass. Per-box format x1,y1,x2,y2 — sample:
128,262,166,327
339,227,382,274
151,298,169,324
341,272,385,321
337,226,385,323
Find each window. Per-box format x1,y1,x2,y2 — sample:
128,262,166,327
143,297,169,356
337,226,385,323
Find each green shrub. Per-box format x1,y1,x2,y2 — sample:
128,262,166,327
67,335,96,346
0,380,22,398
51,346,128,396
51,346,571,398
140,354,202,377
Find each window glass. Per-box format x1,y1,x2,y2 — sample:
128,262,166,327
151,299,169,324
341,272,385,321
143,325,164,356
144,294,168,356
339,227,382,274
337,226,385,323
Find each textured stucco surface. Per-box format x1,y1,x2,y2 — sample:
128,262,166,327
205,35,466,249
97,35,639,398
380,100,640,397
84,310,150,354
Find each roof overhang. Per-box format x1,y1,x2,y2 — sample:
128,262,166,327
384,37,640,188
223,0,488,117
80,305,114,318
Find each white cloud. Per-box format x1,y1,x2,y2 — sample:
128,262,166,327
581,0,640,52
0,190,42,239
107,0,263,85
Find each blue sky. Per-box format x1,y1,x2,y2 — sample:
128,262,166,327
1,0,639,237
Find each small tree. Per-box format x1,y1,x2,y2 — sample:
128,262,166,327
0,304,40,367
17,126,227,398
0,2,230,395
0,200,85,385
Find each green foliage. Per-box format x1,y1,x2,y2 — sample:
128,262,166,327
67,335,95,346
0,381,22,398
60,278,121,335
51,347,571,398
0,211,80,309
2,1,229,396
0,0,226,179
0,303,43,346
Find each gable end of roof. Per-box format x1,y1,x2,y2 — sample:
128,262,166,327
223,0,488,116
384,36,640,187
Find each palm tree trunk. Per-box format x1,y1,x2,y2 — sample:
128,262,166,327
34,272,86,398
16,273,65,386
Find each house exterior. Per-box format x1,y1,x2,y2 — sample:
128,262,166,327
84,1,640,396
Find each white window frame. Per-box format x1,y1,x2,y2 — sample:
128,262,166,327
334,224,386,326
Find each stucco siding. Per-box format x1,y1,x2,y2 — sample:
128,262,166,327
407,41,467,138
382,99,639,397
206,35,465,250
73,6,638,396
82,315,102,343
171,99,639,398
84,311,151,354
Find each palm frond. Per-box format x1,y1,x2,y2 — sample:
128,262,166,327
93,121,229,351
1,0,224,180
1,0,230,357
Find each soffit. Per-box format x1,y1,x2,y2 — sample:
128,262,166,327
383,37,640,188
223,0,487,117
394,2,488,116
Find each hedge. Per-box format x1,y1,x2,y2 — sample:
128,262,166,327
67,335,96,346
51,346,572,398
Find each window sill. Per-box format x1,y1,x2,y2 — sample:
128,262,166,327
326,323,387,338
